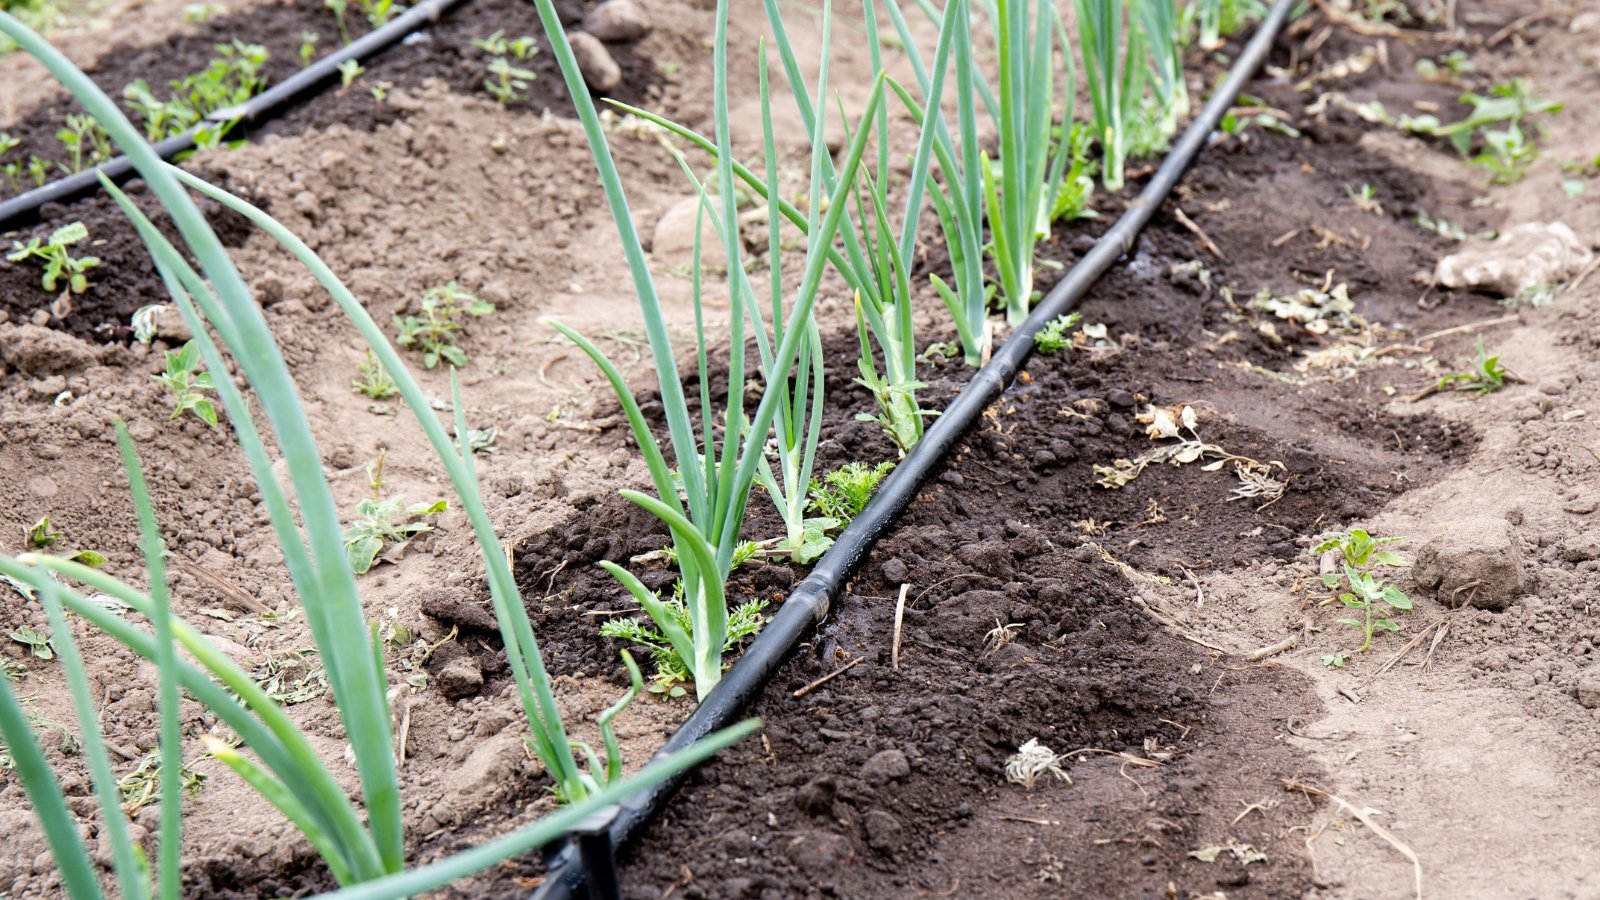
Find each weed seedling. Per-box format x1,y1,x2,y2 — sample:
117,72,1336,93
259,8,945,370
599,588,767,698
298,31,319,67
473,30,538,105
24,517,62,550
1436,337,1507,396
336,58,363,89
342,452,446,573
808,461,893,527
1322,652,1350,668
122,41,268,146
1345,183,1383,214
7,221,100,294
56,113,112,173
394,282,493,369
1033,312,1083,354
351,349,399,399
118,751,205,815
10,625,54,660
154,340,219,426
1313,529,1412,653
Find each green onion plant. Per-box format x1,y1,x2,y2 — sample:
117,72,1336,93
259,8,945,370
0,10,755,896
540,0,885,702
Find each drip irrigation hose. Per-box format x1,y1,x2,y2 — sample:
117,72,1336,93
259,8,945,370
533,1,1297,896
0,0,467,231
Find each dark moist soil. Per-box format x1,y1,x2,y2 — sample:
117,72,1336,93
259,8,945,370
0,172,265,342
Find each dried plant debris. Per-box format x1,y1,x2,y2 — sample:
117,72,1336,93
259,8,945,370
1245,281,1363,337
1005,739,1070,790
1094,405,1288,507
1189,843,1269,865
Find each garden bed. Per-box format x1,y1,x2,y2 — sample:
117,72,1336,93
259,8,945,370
4,0,1600,898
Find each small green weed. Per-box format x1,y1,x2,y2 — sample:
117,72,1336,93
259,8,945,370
394,282,494,369
808,461,893,527
122,41,269,147
24,516,62,550
55,113,112,173
343,452,447,573
352,349,399,400
1033,312,1083,354
336,58,364,88
298,31,319,66
1049,124,1096,223
599,588,767,699
10,625,54,660
154,340,220,426
1313,528,1412,653
1436,337,1506,396
7,221,101,294
1322,652,1350,668
473,30,538,105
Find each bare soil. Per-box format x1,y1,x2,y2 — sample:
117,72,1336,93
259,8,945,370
2,1,1600,898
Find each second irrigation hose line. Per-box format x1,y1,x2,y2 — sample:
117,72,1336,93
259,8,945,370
531,0,1298,896
0,0,467,230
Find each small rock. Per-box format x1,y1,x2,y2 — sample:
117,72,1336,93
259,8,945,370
794,776,837,815
153,305,193,343
860,749,910,784
1413,517,1525,610
569,31,622,93
881,558,908,584
1578,672,1600,709
1435,222,1593,299
1562,541,1600,563
651,195,727,271
584,0,652,42
785,829,853,873
863,808,905,854
436,656,484,700
0,323,98,375
956,540,1015,579
1565,498,1598,515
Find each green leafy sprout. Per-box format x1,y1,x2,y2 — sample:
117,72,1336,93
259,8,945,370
7,221,101,294
1032,311,1082,353
337,58,364,88
56,113,112,173
394,282,494,369
1314,528,1412,654
600,589,769,699
121,40,268,147
10,625,54,660
473,29,538,105
352,349,400,399
343,453,447,574
154,339,220,426
809,460,892,527
1436,337,1506,396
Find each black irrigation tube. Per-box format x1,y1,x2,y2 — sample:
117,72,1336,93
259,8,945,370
0,0,468,231
533,0,1297,897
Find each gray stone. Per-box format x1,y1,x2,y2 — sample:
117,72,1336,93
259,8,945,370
1435,222,1593,299
436,656,484,700
650,195,727,271
860,748,910,784
864,808,905,854
1413,517,1525,610
569,31,622,93
584,0,652,43
1578,672,1600,710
